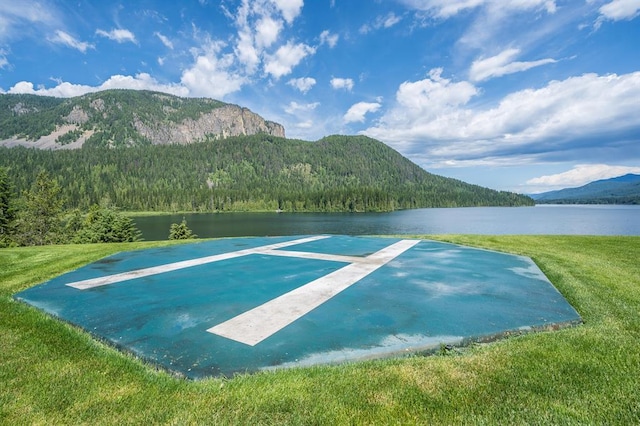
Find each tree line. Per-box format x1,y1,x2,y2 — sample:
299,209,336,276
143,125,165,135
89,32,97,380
0,134,533,214
0,168,195,247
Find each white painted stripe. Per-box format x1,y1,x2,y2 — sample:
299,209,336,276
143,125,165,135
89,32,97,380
207,239,420,346
261,249,363,264
66,235,330,290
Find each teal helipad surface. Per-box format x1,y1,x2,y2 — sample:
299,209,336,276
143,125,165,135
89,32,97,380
15,235,581,379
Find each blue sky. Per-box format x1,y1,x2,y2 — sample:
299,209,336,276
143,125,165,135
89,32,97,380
1,0,639,193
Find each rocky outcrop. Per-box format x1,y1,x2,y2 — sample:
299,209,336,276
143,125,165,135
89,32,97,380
64,106,89,124
134,104,285,145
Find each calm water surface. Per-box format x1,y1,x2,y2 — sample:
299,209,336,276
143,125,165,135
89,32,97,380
134,205,640,241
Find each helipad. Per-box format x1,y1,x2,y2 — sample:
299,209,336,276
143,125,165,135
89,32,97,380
15,235,581,379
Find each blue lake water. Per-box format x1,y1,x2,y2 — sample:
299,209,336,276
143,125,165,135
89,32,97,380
134,205,640,241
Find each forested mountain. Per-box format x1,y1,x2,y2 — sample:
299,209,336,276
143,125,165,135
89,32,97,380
0,90,284,149
532,174,640,204
0,134,533,212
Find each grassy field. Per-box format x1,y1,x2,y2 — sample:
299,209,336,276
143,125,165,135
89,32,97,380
1,236,639,424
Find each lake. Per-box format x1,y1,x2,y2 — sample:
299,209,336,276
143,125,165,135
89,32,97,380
133,204,640,241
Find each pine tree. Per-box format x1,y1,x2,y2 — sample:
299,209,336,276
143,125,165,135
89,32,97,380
0,167,17,247
16,170,64,246
169,217,197,240
72,205,142,243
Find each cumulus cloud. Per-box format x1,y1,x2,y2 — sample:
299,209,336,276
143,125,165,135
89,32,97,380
330,77,354,91
272,0,304,24
364,70,640,166
287,77,316,93
264,41,315,79
234,29,260,73
180,41,246,98
526,164,640,191
7,73,188,98
319,30,339,48
49,30,93,52
96,28,137,44
344,101,381,123
469,48,557,82
595,0,640,28
228,0,311,77
255,15,283,48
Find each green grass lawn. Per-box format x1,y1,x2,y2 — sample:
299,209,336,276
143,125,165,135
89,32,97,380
1,236,639,424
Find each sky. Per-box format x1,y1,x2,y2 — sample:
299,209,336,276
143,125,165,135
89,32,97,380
1,0,640,194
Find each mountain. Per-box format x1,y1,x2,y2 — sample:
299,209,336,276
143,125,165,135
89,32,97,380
0,90,284,149
532,174,640,204
0,133,533,212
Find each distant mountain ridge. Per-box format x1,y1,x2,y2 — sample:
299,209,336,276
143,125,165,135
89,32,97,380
532,174,640,204
0,90,284,149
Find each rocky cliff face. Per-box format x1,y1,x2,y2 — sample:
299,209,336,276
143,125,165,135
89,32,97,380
133,104,285,144
0,90,285,149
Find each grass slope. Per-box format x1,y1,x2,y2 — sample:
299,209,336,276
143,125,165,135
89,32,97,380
1,236,639,424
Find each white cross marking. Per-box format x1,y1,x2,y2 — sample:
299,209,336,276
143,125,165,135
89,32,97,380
207,239,420,346
64,235,420,346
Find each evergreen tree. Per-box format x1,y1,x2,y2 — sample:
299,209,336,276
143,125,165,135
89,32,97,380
169,217,197,240
16,170,64,246
72,204,142,243
0,167,17,247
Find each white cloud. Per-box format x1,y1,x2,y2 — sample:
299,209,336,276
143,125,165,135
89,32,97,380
0,48,8,69
382,12,402,28
287,77,316,93
181,41,246,98
0,1,59,41
319,30,339,48
330,77,354,91
255,16,283,48
599,0,640,20
49,30,94,52
400,0,556,19
344,102,381,123
526,164,640,191
235,29,260,73
264,41,315,79
282,100,323,137
596,0,640,28
284,101,320,114
7,73,188,98
227,0,314,79
293,120,314,129
469,48,557,82
401,0,559,56
154,32,174,49
364,70,640,166
271,0,304,24
96,28,137,44
359,12,403,34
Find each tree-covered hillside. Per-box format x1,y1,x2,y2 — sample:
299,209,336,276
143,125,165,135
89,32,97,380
0,134,533,212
